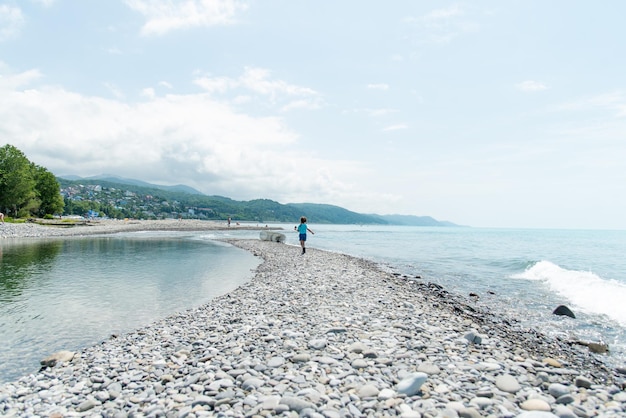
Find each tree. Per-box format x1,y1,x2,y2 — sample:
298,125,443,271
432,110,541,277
0,144,37,216
33,164,64,216
0,144,65,218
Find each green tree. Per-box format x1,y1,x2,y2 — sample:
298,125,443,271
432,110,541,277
63,198,92,216
0,144,38,217
33,164,64,216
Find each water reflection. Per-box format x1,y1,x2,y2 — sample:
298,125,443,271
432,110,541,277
0,234,259,383
0,240,63,302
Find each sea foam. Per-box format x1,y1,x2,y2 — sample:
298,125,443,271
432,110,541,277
512,260,626,325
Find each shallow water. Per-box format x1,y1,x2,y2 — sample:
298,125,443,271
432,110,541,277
0,231,260,383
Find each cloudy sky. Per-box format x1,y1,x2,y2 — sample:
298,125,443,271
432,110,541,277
1,1,625,229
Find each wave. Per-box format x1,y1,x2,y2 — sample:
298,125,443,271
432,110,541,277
487,258,537,271
512,260,626,325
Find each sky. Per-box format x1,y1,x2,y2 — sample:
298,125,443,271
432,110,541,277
1,1,625,229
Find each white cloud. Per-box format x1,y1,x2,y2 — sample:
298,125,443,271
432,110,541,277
194,67,322,110
423,5,463,21
367,83,389,91
194,75,237,94
0,5,24,41
104,82,126,99
31,0,55,7
405,4,481,45
232,95,251,105
368,108,397,117
125,0,248,36
382,124,408,132
0,67,42,88
342,108,398,118
281,99,321,112
516,80,548,92
141,87,156,98
0,68,354,204
585,92,625,116
239,67,317,98
554,91,626,119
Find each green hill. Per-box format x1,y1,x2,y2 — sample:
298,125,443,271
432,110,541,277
57,176,458,226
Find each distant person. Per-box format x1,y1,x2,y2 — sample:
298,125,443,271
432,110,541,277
228,216,231,227
295,216,314,254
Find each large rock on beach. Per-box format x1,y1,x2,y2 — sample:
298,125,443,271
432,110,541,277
587,342,609,354
39,350,75,368
553,305,576,318
259,230,286,242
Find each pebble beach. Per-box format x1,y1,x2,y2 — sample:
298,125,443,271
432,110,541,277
0,219,258,239
1,221,625,417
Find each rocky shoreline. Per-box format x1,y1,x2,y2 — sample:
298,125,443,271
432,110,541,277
0,222,625,417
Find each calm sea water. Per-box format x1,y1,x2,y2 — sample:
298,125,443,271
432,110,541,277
0,231,260,383
239,224,626,368
1,225,625,383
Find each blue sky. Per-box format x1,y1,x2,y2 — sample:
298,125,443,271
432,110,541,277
1,1,625,229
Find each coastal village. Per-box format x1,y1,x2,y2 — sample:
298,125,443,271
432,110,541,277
60,182,213,220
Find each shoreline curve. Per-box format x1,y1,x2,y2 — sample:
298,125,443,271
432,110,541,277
0,222,624,416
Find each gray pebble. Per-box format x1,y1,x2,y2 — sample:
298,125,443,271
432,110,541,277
280,395,313,412
496,374,521,393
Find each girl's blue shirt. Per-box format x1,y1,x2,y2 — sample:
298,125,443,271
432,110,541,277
297,223,308,234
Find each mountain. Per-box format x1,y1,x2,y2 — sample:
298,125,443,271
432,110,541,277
57,175,459,226
58,174,203,195
287,203,387,225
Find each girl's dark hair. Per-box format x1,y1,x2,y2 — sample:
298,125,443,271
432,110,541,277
300,217,307,223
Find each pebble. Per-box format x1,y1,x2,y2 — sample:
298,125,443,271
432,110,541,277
520,398,552,412
397,372,428,396
495,373,521,393
0,238,624,417
417,362,441,375
358,384,379,398
575,376,593,388
548,383,570,398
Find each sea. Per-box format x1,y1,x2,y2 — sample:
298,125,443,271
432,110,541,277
0,224,625,383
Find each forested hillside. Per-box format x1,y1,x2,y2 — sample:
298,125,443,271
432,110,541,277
57,177,386,224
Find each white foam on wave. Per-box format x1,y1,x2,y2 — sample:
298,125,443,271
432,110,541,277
512,260,626,325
